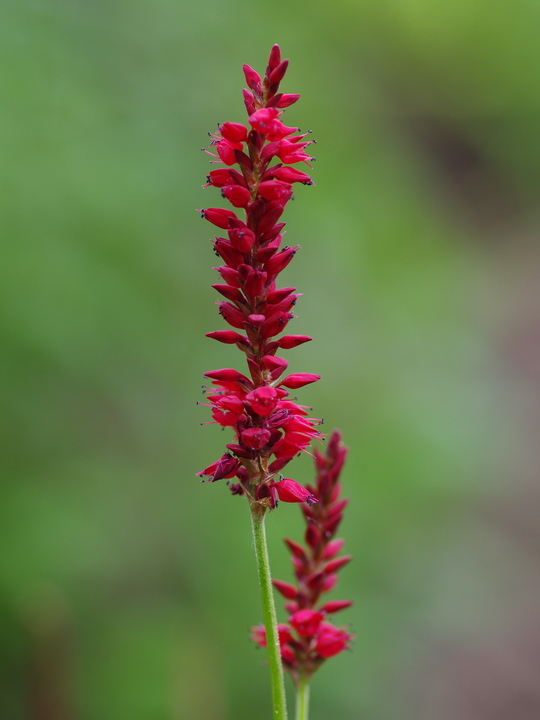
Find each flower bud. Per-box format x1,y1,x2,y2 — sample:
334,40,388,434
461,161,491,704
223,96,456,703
222,185,251,208
241,427,271,450
279,373,320,389
272,580,298,600
219,121,248,143
274,478,317,505
201,207,238,229
288,609,324,637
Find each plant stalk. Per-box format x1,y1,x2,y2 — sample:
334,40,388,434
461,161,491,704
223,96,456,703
295,676,310,720
250,504,289,720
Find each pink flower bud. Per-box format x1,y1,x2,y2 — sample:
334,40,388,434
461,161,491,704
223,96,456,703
219,121,248,143
288,609,324,637
247,313,266,328
242,64,262,93
277,335,312,349
245,387,279,416
242,89,256,115
228,226,256,253
213,239,244,268
274,478,318,505
242,268,267,297
214,265,240,286
221,185,251,208
305,523,322,548
211,284,245,304
260,311,293,338
207,168,246,187
256,236,282,263
216,140,238,165
323,514,342,537
280,644,296,664
262,354,288,376
279,373,320,389
268,59,289,86
248,107,281,133
268,457,292,474
319,600,353,614
241,427,271,450
258,180,294,203
218,302,247,329
270,167,314,185
256,201,285,233
200,207,238,229
315,624,353,659
284,538,307,560
264,245,299,276
322,538,345,559
266,287,296,304
321,573,338,593
324,555,352,574
277,93,300,108
205,330,247,345
272,579,298,600
250,624,266,647
204,368,250,383
267,44,281,72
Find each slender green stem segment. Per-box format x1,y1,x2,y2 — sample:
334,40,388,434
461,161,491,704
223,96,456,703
295,677,310,720
250,504,289,720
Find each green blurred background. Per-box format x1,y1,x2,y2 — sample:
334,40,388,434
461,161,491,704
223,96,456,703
2,0,540,718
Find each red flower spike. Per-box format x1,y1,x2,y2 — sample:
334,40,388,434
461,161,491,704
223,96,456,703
250,431,351,678
200,54,352,683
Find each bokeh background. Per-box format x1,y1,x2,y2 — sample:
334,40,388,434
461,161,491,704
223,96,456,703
2,0,540,718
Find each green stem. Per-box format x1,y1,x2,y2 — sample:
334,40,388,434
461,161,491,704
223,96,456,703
295,677,310,720
250,504,289,720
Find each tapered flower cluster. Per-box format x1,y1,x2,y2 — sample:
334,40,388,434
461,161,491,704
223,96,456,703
197,45,323,509
251,430,354,683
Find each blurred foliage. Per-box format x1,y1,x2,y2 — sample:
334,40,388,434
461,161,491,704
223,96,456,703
1,0,537,718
